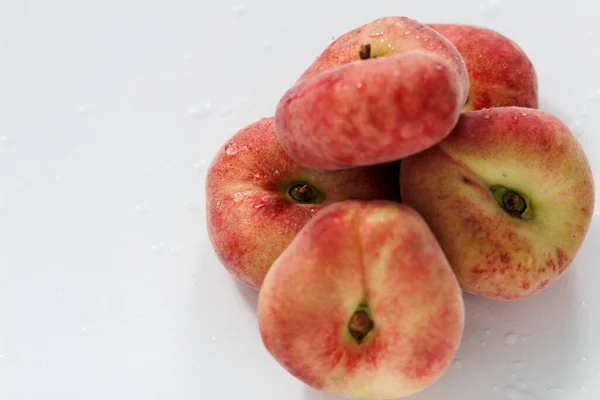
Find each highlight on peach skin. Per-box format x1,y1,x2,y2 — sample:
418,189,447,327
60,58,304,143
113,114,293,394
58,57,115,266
258,200,464,399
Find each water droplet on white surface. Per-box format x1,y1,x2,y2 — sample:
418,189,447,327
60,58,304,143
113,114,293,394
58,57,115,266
577,108,589,118
170,246,182,253
571,120,585,137
232,3,247,15
505,332,519,345
189,102,213,119
588,89,600,102
135,203,150,215
225,143,239,156
77,106,87,114
582,356,588,361
152,242,165,252
219,106,233,117
212,336,217,341
492,385,499,392
517,381,528,389
513,361,526,369
509,373,516,378
81,325,93,336
264,42,273,52
480,0,502,16
183,52,194,62
581,301,588,308
546,386,563,393
504,385,540,400
184,199,197,212
55,176,61,182
194,160,208,171
453,359,463,369
520,335,533,343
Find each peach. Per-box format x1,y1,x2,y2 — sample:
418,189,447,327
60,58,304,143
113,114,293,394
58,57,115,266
300,17,469,93
275,17,469,170
258,201,464,399
429,24,538,110
400,107,594,300
206,118,398,290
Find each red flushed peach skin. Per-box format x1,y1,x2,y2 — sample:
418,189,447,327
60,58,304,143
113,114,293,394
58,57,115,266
276,52,463,170
429,24,538,110
275,16,470,171
258,201,464,399
401,107,594,300
301,16,469,103
206,118,398,290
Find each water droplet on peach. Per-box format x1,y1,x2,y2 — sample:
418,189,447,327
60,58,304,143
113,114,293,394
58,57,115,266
233,192,244,203
225,143,239,156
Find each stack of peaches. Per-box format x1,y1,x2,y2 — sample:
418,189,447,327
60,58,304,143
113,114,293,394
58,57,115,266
206,17,594,399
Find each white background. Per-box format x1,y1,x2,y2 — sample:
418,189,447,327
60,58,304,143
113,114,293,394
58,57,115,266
1,0,600,399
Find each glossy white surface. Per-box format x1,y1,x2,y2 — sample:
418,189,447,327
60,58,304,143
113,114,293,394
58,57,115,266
1,0,599,399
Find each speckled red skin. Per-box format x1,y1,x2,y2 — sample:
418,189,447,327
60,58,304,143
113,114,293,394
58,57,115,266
300,17,469,99
274,16,470,171
429,24,538,110
276,52,463,170
401,107,594,300
258,201,464,399
206,118,398,290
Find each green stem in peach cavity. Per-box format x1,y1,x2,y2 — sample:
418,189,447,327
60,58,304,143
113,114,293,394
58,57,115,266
490,185,533,220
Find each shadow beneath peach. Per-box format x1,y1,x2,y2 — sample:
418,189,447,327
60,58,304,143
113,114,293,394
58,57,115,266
410,269,578,400
235,280,259,315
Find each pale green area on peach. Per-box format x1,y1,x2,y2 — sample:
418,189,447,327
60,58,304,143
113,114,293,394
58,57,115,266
438,141,583,254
